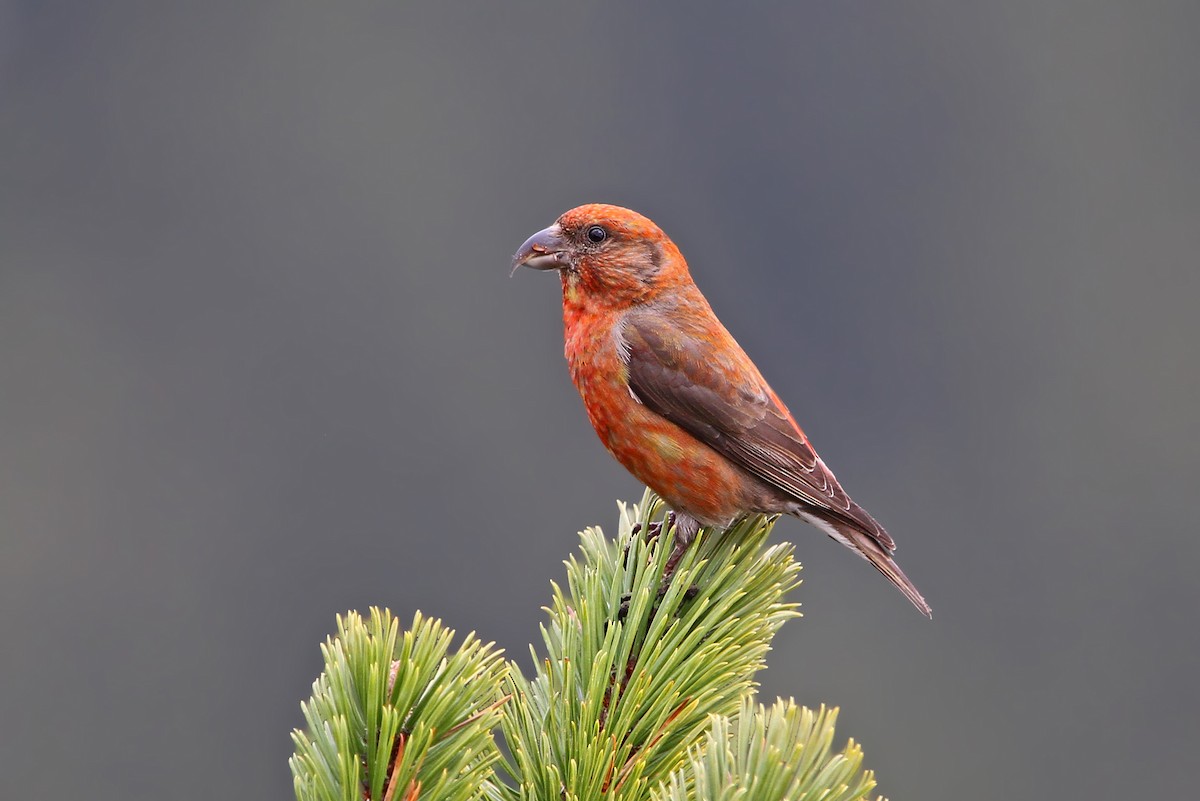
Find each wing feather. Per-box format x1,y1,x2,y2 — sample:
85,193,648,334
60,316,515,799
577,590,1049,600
623,316,895,552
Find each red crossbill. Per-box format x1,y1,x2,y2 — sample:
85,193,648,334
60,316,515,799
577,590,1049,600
513,204,930,617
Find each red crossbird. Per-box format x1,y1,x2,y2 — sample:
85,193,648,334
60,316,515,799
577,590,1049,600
513,204,930,617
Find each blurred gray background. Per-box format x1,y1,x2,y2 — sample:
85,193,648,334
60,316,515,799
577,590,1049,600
2,3,1197,799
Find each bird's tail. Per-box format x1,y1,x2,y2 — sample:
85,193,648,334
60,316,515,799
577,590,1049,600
800,512,932,618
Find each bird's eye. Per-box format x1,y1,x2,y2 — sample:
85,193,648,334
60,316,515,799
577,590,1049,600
586,225,608,243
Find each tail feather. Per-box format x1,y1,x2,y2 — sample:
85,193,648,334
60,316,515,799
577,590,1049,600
798,511,932,618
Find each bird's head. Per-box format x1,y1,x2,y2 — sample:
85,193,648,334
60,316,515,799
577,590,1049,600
512,204,690,307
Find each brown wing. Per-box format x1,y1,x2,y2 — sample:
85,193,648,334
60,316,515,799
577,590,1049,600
623,316,895,552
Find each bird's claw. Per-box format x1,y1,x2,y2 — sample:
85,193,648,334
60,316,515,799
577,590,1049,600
629,513,672,543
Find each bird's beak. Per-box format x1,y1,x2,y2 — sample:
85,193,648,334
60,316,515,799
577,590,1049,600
512,223,570,272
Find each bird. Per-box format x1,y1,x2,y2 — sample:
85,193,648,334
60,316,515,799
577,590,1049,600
512,204,930,617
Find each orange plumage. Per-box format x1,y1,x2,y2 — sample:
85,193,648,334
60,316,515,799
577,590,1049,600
513,204,930,617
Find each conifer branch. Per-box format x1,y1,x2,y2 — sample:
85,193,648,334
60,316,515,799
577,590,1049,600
290,492,891,801
494,491,800,801
289,609,507,801
653,698,880,801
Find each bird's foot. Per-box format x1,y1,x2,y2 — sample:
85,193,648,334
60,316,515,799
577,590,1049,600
623,511,673,567
628,511,675,543
616,581,699,622
614,511,700,622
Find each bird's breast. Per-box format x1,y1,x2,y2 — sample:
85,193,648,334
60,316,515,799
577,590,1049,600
562,312,765,526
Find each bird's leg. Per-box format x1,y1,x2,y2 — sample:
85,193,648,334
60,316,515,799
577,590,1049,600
616,512,699,621
661,512,700,583
656,513,701,607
